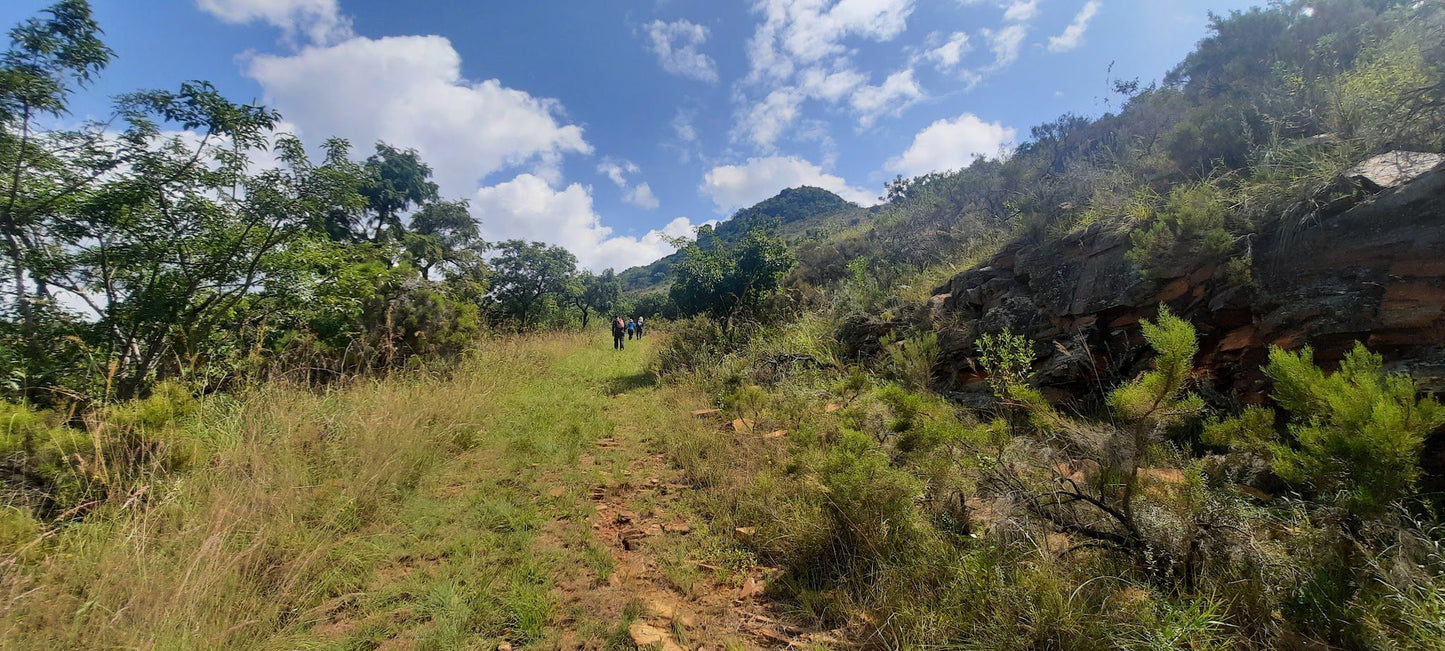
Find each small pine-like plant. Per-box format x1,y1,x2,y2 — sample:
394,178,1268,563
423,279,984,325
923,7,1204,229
1206,343,1445,521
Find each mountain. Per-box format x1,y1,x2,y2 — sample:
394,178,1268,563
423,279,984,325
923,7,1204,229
618,186,861,292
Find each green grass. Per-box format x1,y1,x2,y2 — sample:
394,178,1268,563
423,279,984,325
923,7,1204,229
0,332,703,649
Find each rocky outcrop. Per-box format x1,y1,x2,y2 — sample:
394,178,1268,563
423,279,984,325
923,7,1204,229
926,153,1445,403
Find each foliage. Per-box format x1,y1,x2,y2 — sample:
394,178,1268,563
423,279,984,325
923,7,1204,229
976,328,1034,397
669,225,795,323
887,330,939,391
1207,343,1445,521
489,240,578,331
570,268,620,329
1127,183,1240,279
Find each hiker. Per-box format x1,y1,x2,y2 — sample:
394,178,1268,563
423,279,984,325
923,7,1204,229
612,316,625,350
636,316,645,338
626,318,637,340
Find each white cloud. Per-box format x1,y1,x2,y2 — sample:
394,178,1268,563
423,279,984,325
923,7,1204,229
472,174,694,270
245,34,591,195
1002,0,1040,22
597,159,638,188
1048,1,1101,52
886,113,1016,177
921,31,972,70
195,0,352,45
746,0,915,81
982,23,1028,69
643,19,719,83
737,88,804,149
596,159,659,210
849,68,923,127
701,155,873,213
625,183,660,210
735,0,923,147
798,67,866,102
672,109,698,144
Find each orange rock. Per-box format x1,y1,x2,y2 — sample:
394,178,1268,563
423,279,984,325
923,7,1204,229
731,418,754,433
1157,278,1190,302
1219,325,1257,352
764,429,788,438
824,402,842,413
690,408,720,417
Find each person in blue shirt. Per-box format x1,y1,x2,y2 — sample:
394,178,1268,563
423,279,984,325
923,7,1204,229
626,318,637,340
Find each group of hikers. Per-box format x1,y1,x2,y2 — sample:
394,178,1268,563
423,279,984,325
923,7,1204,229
610,316,645,350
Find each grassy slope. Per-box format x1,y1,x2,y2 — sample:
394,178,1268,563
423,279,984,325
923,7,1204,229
0,333,780,648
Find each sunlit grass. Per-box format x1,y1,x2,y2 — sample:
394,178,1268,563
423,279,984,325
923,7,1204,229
0,332,694,648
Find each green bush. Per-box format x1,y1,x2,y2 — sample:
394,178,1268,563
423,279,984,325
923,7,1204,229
1127,184,1240,279
1208,343,1444,521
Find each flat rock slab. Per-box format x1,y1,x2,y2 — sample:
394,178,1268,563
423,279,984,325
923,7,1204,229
1347,151,1444,191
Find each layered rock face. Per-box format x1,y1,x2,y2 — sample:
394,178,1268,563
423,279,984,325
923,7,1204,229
928,153,1445,403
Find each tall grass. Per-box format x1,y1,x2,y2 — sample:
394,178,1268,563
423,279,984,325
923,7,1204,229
0,334,644,648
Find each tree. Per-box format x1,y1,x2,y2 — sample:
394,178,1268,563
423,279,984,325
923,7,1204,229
0,0,113,382
986,306,1208,585
669,225,794,324
490,239,576,331
324,143,438,243
570,268,619,329
405,199,485,279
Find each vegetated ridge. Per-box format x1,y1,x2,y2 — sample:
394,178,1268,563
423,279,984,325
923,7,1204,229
618,186,861,293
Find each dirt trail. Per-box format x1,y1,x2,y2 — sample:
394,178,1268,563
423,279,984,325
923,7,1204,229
541,338,841,649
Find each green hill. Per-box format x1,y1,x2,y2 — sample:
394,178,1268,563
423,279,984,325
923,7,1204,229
618,186,860,292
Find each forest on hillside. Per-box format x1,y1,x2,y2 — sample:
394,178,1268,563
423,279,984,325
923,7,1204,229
3,0,1445,648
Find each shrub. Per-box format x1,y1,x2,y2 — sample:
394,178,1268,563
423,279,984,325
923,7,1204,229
1127,183,1240,279
1207,343,1445,522
654,317,752,377
976,328,1034,398
887,331,939,391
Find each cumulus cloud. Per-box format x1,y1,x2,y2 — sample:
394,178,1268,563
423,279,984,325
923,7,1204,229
1048,1,1102,52
745,0,914,81
1002,0,1040,22
625,183,660,210
246,34,591,195
982,23,1028,70
643,19,719,83
921,31,972,71
849,68,924,127
597,159,638,188
472,174,696,270
885,113,1016,177
700,155,873,214
195,0,352,45
735,0,923,147
737,88,805,149
596,159,660,210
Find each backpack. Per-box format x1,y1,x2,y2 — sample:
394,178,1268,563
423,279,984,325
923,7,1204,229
614,317,624,331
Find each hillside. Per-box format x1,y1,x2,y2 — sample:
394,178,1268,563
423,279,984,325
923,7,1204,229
6,0,1445,649
618,186,861,292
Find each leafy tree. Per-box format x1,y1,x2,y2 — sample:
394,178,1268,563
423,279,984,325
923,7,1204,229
325,143,438,243
0,0,113,379
490,239,576,331
405,199,485,279
570,268,619,329
669,225,794,324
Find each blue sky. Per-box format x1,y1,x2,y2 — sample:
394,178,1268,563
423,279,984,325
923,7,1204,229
1,0,1258,270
